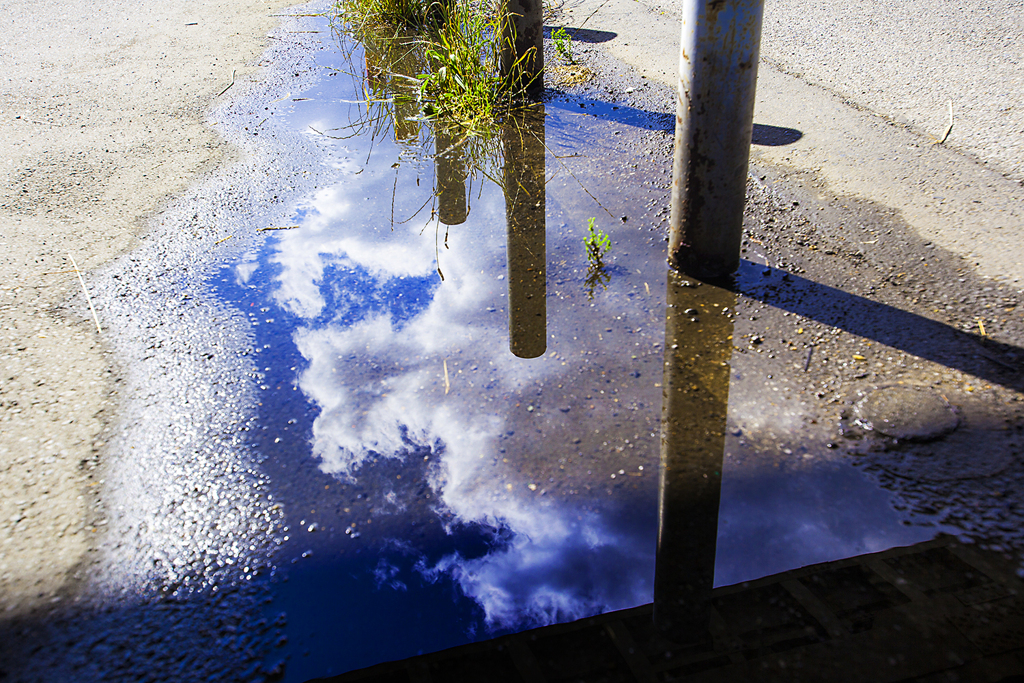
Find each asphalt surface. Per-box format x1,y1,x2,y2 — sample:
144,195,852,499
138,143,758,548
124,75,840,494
635,0,1024,183
759,0,1024,183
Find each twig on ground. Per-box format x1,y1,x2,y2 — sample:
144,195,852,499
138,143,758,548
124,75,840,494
69,253,102,334
931,100,953,144
218,70,237,97
214,235,234,245
257,225,300,232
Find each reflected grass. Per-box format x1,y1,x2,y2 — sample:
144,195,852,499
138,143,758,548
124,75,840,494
331,0,534,134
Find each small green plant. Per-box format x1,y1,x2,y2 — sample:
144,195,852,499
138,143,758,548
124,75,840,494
584,217,610,264
335,0,534,133
583,217,611,299
552,27,573,63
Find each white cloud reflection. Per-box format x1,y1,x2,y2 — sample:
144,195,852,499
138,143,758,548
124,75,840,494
269,166,654,630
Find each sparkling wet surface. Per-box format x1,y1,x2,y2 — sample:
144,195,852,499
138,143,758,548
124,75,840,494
227,32,675,677
200,25,1020,681
3,7,1022,682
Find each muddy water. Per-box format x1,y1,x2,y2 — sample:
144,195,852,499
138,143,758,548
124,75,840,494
201,26,956,681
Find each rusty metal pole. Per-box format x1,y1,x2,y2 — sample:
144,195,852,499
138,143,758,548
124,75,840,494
500,0,543,98
669,0,765,278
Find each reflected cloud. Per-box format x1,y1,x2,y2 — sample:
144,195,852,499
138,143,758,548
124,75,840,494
263,156,655,630
424,510,653,629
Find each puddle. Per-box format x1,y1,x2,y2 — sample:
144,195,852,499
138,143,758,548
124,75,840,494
220,31,676,678
46,9,1020,683
196,22,940,681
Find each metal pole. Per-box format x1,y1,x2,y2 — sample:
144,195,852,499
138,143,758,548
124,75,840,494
500,0,543,98
669,0,765,278
435,125,468,226
503,106,546,358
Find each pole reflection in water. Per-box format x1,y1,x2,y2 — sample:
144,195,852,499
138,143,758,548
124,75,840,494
655,271,737,642
502,105,547,359
363,33,422,143
434,124,468,226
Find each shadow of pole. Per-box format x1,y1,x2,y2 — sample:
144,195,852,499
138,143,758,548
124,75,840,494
502,106,547,359
655,272,737,642
737,262,1024,393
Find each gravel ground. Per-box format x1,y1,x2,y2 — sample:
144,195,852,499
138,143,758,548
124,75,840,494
0,0,305,646
0,2,343,678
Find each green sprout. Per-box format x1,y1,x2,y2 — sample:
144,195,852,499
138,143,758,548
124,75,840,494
584,217,610,263
552,27,573,63
583,217,611,299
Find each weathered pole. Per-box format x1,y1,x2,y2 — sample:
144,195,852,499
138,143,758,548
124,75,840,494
435,125,468,226
502,106,547,358
500,0,543,98
669,0,765,278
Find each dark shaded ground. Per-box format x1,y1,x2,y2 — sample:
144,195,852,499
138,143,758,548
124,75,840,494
310,536,1024,683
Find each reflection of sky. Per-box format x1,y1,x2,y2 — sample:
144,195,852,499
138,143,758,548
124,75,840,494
210,28,945,681
281,185,654,630
715,455,931,586
258,95,657,635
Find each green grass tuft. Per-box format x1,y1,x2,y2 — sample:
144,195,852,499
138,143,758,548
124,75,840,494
552,26,573,63
334,0,534,134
